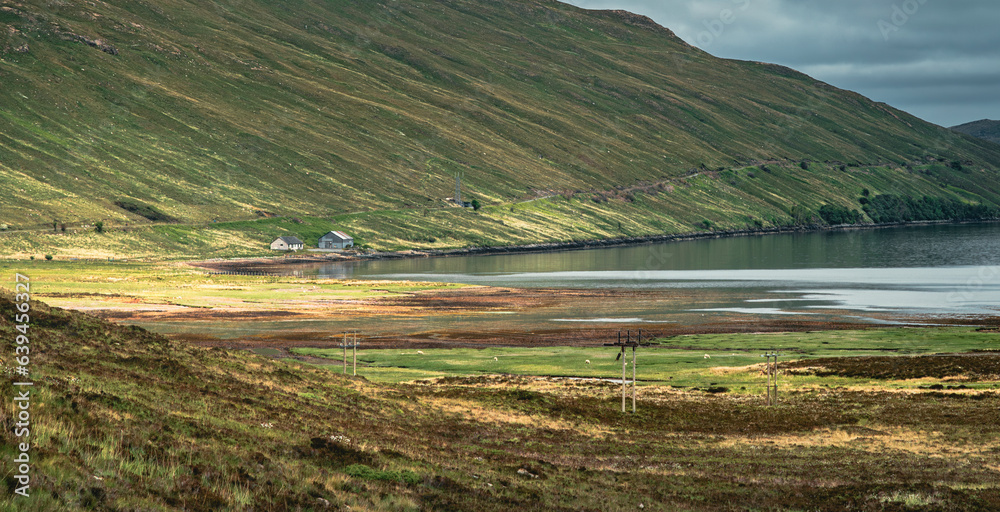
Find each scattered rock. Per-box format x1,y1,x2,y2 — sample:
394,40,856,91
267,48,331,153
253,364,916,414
517,468,539,479
55,30,119,55
76,35,119,55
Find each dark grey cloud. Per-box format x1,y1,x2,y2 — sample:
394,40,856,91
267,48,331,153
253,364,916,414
564,0,1000,127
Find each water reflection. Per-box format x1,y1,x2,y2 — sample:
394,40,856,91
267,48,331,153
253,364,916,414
187,224,1000,338
277,224,1000,320
317,222,1000,280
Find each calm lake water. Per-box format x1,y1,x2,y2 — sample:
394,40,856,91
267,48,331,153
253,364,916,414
314,222,1000,321
147,223,1000,342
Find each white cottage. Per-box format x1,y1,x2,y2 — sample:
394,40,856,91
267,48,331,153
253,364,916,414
318,230,353,249
270,236,304,251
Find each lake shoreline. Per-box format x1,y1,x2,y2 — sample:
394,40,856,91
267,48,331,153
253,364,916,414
190,218,999,272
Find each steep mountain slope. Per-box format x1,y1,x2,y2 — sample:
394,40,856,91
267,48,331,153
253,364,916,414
952,120,1000,145
1,0,999,249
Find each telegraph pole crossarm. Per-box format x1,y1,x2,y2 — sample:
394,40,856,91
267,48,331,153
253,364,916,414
603,329,652,413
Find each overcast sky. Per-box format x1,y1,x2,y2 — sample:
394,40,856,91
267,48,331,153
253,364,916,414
563,0,999,128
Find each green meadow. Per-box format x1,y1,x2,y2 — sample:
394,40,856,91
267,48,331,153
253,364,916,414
295,327,1000,390
0,260,467,314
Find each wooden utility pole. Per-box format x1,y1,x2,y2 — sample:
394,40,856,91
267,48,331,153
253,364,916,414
772,352,776,405
604,329,649,413
762,350,780,405
621,333,627,412
341,332,359,376
632,342,637,413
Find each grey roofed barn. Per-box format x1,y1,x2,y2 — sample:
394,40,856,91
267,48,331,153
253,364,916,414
318,230,354,250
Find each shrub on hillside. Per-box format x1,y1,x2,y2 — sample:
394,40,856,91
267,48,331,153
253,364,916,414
114,199,178,223
818,204,863,225
861,194,1000,223
789,205,815,225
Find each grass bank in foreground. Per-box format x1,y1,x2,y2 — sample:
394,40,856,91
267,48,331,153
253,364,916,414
4,294,999,510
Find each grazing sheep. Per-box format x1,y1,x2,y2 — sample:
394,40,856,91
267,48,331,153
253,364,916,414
416,350,424,355
585,360,591,365
493,357,498,361
704,354,711,359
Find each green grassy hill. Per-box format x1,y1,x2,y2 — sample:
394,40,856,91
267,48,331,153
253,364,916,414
2,0,1000,257
952,119,1000,145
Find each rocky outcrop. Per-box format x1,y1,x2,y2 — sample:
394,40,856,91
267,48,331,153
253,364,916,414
67,33,118,55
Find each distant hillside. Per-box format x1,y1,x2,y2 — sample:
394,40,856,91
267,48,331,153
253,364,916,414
952,120,1000,145
2,0,1000,257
